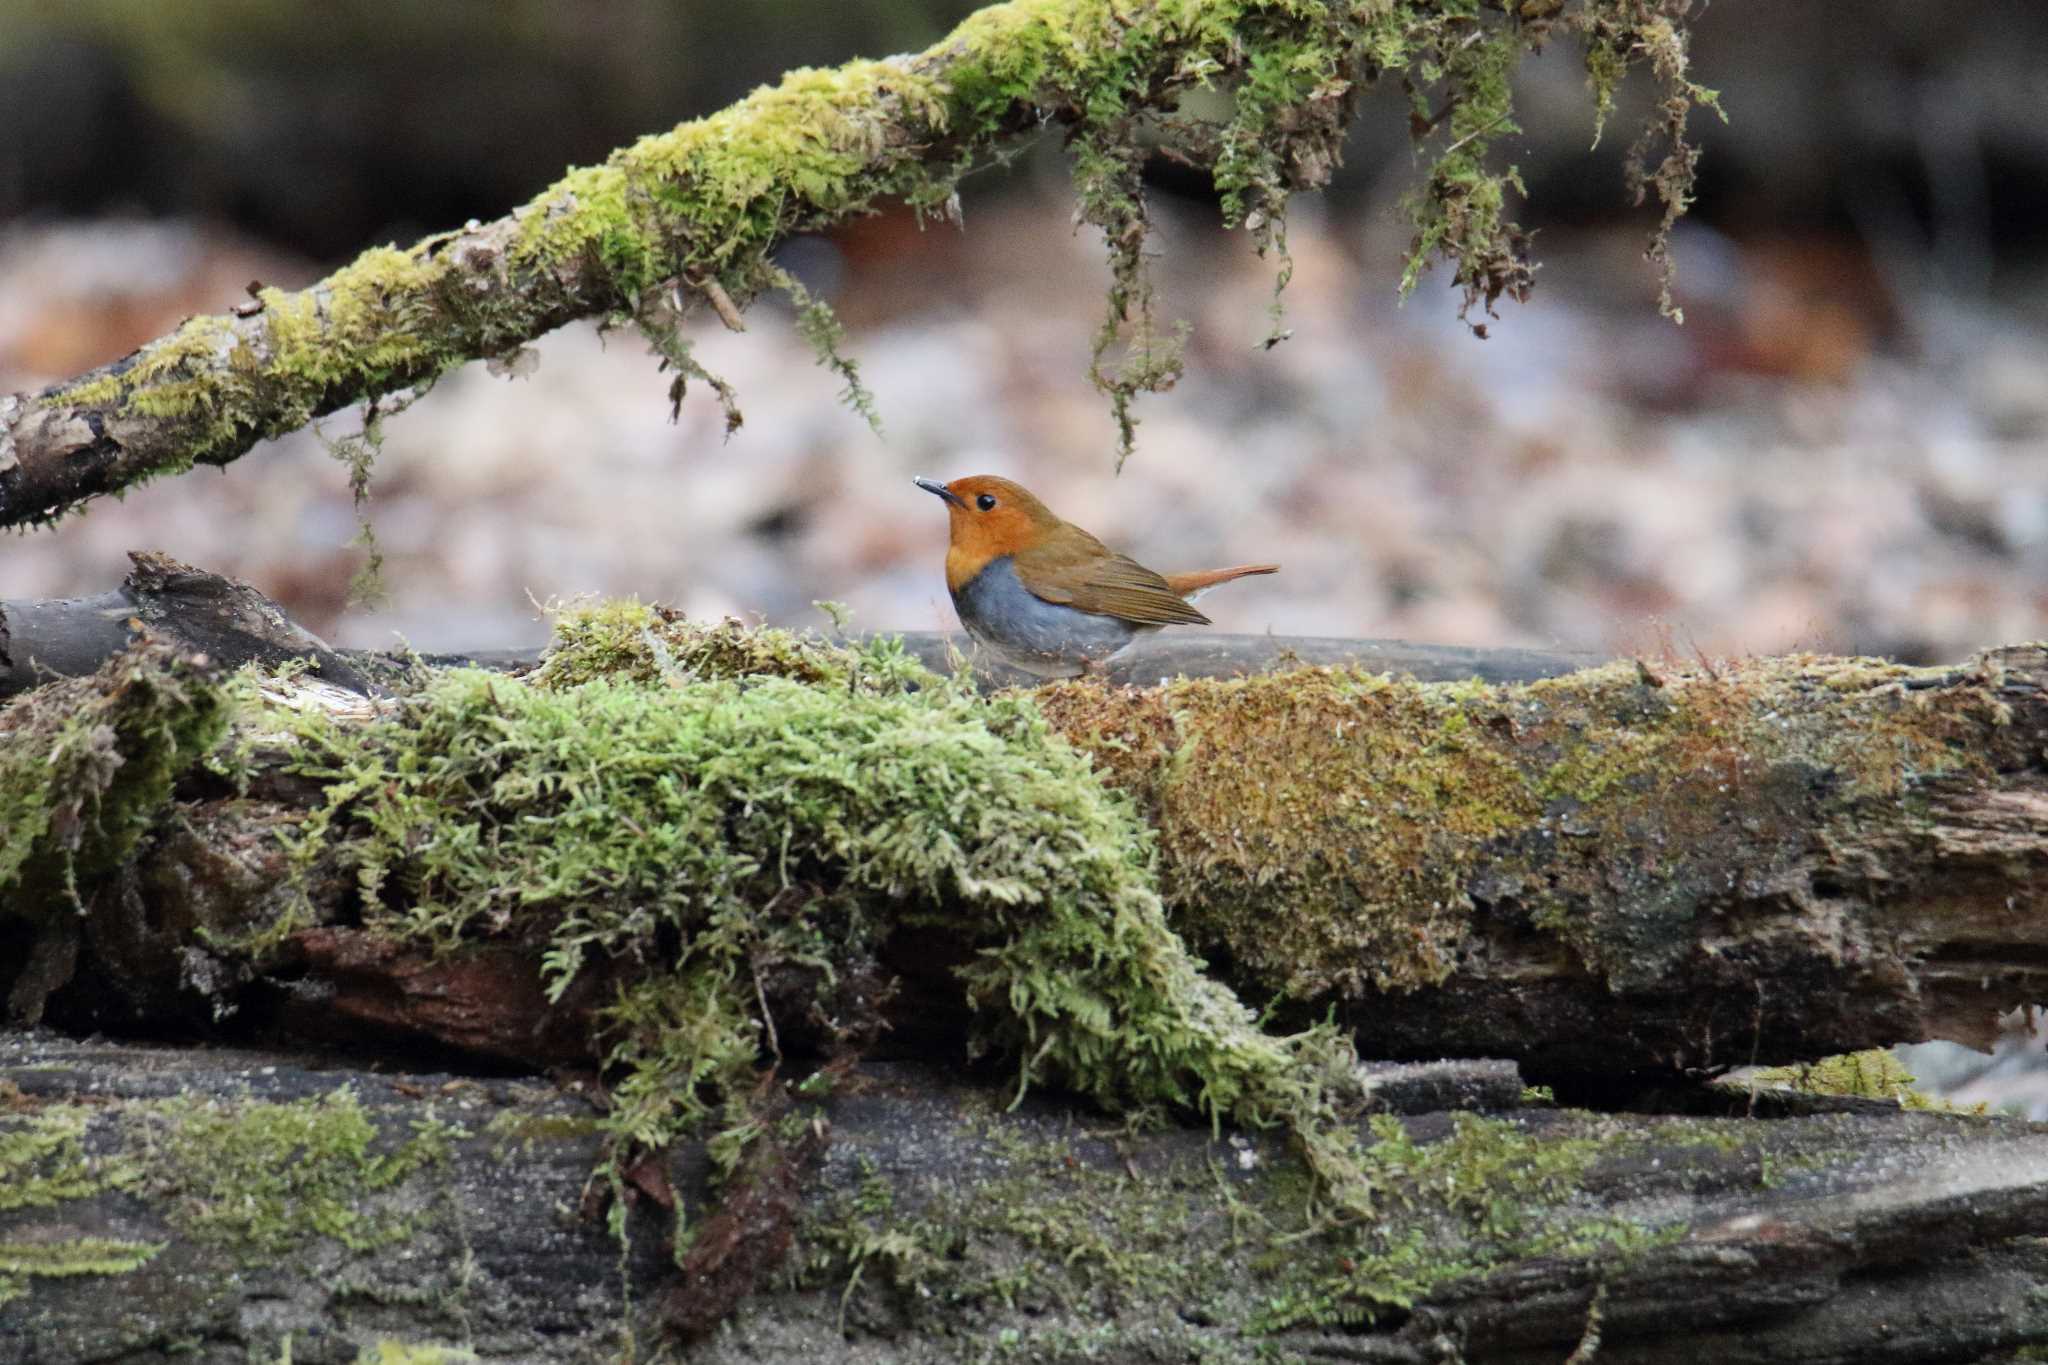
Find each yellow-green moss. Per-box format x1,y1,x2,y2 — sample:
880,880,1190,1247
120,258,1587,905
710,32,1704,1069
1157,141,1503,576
1743,1049,1988,1114
1043,667,1536,995
0,641,228,912
352,1341,480,1365
131,1087,466,1257
1039,650,2016,1004
0,1098,161,1307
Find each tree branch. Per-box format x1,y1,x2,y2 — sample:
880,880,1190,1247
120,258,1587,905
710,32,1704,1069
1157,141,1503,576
0,0,1718,527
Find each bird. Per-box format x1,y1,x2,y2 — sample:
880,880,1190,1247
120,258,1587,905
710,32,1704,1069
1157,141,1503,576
913,473,1277,679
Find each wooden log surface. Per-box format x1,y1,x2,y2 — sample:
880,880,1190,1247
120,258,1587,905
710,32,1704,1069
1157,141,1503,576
0,554,1592,699
6,1032,2048,1364
9,566,2048,1360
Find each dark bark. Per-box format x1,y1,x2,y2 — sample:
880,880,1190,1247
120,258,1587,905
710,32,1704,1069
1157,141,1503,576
6,1033,2048,1364
0,552,368,698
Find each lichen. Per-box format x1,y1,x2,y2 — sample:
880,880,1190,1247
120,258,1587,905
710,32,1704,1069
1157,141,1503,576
799,1103,1678,1351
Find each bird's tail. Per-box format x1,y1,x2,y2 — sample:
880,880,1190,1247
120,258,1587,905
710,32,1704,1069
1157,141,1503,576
1164,563,1279,601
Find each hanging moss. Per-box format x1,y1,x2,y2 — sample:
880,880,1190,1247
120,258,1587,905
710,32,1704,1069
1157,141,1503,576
30,0,1721,523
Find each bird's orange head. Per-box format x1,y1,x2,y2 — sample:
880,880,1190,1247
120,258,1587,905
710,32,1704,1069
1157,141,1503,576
914,474,1068,591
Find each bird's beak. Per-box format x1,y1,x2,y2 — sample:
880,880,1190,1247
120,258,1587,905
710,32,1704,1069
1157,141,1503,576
913,475,967,510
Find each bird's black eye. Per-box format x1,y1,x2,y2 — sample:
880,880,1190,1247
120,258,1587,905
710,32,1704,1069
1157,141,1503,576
975,493,997,512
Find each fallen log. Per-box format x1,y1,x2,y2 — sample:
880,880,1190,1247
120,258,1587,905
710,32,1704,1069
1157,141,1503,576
8,599,2048,1359
5,1032,2047,1364
2,603,2043,1081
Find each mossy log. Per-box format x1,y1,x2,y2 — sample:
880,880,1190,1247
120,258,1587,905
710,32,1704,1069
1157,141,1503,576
9,610,2048,1358
7,1032,2048,1365
4,602,2047,1080
0,0,1718,527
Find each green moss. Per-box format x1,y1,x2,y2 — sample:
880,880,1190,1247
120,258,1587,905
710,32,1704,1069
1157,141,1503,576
0,1237,164,1309
528,598,929,692
1039,650,2014,1004
265,606,1380,1276
132,1087,466,1258
0,642,228,912
481,1109,606,1159
1744,1049,1984,1114
1040,666,1539,996
34,0,1716,523
0,1099,161,1307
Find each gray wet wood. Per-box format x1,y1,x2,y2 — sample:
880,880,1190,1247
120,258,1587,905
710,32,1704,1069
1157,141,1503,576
1,556,1592,698
7,1033,2048,1364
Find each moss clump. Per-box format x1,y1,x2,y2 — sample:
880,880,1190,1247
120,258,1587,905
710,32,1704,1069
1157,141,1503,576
1038,650,2016,1007
1045,668,1537,996
0,641,227,910
1742,1049,1987,1114
0,1099,161,1307
131,1087,466,1257
528,598,929,693
276,607,1373,1250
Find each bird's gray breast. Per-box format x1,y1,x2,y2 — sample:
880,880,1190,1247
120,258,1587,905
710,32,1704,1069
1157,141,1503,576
952,555,1144,677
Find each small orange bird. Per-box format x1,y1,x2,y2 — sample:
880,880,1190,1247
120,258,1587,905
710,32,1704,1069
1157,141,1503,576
914,474,1278,678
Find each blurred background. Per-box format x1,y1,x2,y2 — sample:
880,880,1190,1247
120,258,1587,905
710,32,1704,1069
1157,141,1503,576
7,0,2048,665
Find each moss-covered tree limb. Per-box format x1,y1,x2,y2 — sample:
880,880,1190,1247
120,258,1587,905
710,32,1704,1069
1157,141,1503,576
0,0,1718,527
9,1034,2048,1363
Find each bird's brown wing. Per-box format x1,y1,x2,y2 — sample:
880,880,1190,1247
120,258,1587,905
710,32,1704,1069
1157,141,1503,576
1017,537,1212,626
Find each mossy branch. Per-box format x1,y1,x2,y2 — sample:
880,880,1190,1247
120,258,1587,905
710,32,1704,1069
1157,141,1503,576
0,0,1717,527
